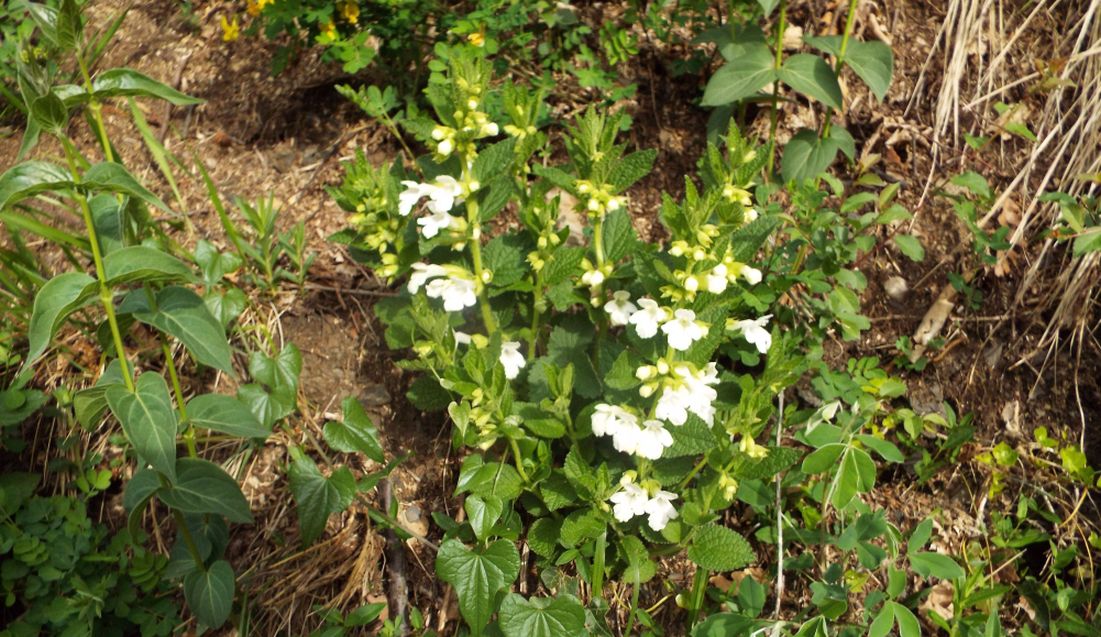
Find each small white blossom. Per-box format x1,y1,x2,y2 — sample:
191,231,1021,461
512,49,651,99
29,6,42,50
610,482,649,523
644,490,679,531
408,263,448,293
628,298,668,339
611,420,643,455
425,275,478,312
417,209,459,238
604,290,637,326
661,309,708,351
730,314,772,354
591,404,636,438
581,268,605,287
745,208,760,223
398,176,464,216
453,330,472,346
705,264,729,294
731,262,762,285
635,420,674,460
499,341,526,379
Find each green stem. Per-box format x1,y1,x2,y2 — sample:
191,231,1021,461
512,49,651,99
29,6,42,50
766,0,788,178
678,456,709,491
528,268,544,358
688,565,709,625
591,213,608,369
461,161,497,334
172,509,206,569
508,436,530,483
161,341,196,458
624,569,641,635
820,0,860,140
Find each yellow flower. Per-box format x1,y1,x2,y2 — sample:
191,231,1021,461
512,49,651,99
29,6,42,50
340,1,359,25
220,15,240,42
467,31,485,48
319,20,337,41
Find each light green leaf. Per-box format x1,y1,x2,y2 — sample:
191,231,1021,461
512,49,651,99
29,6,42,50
0,160,73,210
602,208,638,263
889,601,922,637
465,495,505,541
498,593,586,637
779,54,843,109
831,447,876,507
868,603,895,637
856,434,905,463
455,459,523,500
103,246,195,286
157,458,253,523
756,0,780,15
781,129,841,183
106,373,178,482
701,43,776,106
323,397,384,462
183,560,235,628
692,613,762,636
894,234,925,262
910,551,965,580
846,40,894,101
802,443,845,474
687,524,755,571
620,535,656,583
91,68,203,105
31,92,68,134
136,286,234,373
248,344,302,392
84,162,172,213
186,393,269,438
288,448,356,545
23,272,97,372
436,538,521,636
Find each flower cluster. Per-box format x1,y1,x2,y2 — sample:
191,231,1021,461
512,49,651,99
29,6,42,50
610,474,679,531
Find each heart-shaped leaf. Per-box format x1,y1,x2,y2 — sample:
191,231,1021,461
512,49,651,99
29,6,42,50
498,593,586,637
183,560,235,628
322,397,383,462
157,458,253,523
135,286,234,374
288,448,356,545
106,373,178,482
436,538,520,636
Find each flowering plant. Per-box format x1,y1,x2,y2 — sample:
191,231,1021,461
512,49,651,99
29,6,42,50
333,45,810,634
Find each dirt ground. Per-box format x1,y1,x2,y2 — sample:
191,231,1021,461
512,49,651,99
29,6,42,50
3,0,1099,633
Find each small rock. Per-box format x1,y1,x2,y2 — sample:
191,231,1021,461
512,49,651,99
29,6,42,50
884,275,909,300
360,383,390,407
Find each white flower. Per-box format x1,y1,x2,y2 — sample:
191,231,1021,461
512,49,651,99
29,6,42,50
611,420,643,455
635,420,674,460
398,176,464,216
656,364,720,426
407,263,448,293
453,330,472,346
417,209,459,238
592,404,636,438
581,268,605,287
730,314,772,354
661,309,708,351
604,290,637,326
436,138,454,157
745,208,760,223
425,275,478,312
732,263,762,285
644,490,679,531
655,385,691,426
499,341,525,379
628,298,668,339
705,264,729,294
610,482,649,523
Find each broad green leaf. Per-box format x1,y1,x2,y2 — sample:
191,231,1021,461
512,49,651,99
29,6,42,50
692,613,762,636
322,397,384,462
665,415,717,458
894,234,925,262
830,125,856,160
620,535,656,583
908,519,934,554
559,508,606,547
483,235,527,291
0,160,73,210
607,149,656,190
779,54,843,109
23,271,97,372
91,68,203,105
602,208,638,263
186,393,269,438
455,458,523,500
889,601,922,637
73,360,126,427
106,373,178,482
831,447,876,507
84,162,171,213
55,0,82,51
465,495,505,541
805,35,894,100
0,388,48,427
803,444,844,473
781,129,840,183
288,448,356,545
701,43,776,106
237,384,296,428
856,434,905,463
472,138,517,183
687,524,755,571
122,466,161,513
103,246,194,286
31,92,68,134
183,560,235,628
756,0,780,15
527,517,561,558
910,551,965,580
868,603,895,637
248,344,302,392
498,593,586,637
0,473,40,516
158,458,253,523
436,538,521,635
732,446,802,480
135,286,234,373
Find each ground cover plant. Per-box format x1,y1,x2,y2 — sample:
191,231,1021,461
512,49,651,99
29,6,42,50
1,0,1100,635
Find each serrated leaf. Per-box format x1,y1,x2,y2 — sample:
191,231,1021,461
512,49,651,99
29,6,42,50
499,593,586,637
732,446,802,480
779,54,843,109
729,214,780,262
484,234,527,291
135,286,234,373
607,149,656,190
323,397,384,462
436,538,520,635
186,393,269,438
0,160,73,210
559,508,606,547
543,245,585,286
620,535,656,583
183,560,235,628
701,44,776,106
894,234,925,262
602,208,637,263
539,471,575,511
288,448,356,545
527,517,562,558
91,68,203,105
103,246,194,286
665,415,716,458
688,524,755,571
23,272,97,372
106,373,178,482
406,374,453,411
157,458,252,523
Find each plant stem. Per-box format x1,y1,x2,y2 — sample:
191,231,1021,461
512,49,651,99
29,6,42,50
687,565,709,625
461,160,497,334
161,340,197,458
591,213,608,369
766,0,787,178
820,0,860,140
172,509,207,569
508,436,530,482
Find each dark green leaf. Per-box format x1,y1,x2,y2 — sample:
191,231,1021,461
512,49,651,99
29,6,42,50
91,68,203,105
607,149,656,190
0,160,73,210
779,54,843,109
23,272,97,372
527,517,562,558
436,538,520,635
781,129,840,183
237,384,296,428
894,234,925,262
455,459,523,500
701,44,776,106
473,138,517,183
31,92,68,133
136,286,234,373
288,448,356,545
499,593,586,637
620,535,656,583
248,344,302,392
602,208,637,263
183,560,235,628
106,373,178,482
845,40,894,101
158,458,253,523
187,393,269,438
692,613,762,636
84,162,172,213
665,415,716,458
484,234,527,291
687,524,755,571
465,495,505,541
103,246,195,286
323,397,384,462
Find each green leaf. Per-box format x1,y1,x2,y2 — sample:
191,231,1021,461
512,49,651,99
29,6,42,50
781,129,841,183
73,360,126,427
665,415,716,458
889,601,922,637
186,393,269,438
237,384,296,429
732,446,802,480
527,517,562,558
91,68,204,105
499,593,586,637
701,44,776,106
620,535,656,583
83,162,172,213
248,344,302,393
830,125,856,160
473,138,517,183
910,551,965,580
607,149,656,190
106,373,178,482
158,458,253,523
183,560,235,628
831,447,876,507
868,603,895,637
894,234,925,262
602,208,637,263
757,0,780,15
559,508,606,547
455,458,523,500
436,538,520,635
729,214,781,263
779,54,843,109
846,41,894,101
0,160,73,210
103,246,195,286
288,448,356,545
692,613,762,636
687,524,755,571
323,397,384,462
135,286,234,373
56,0,83,51
465,495,505,541
406,374,452,411
23,272,97,372
856,434,905,463
31,92,68,134
484,235,527,291
122,466,160,512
